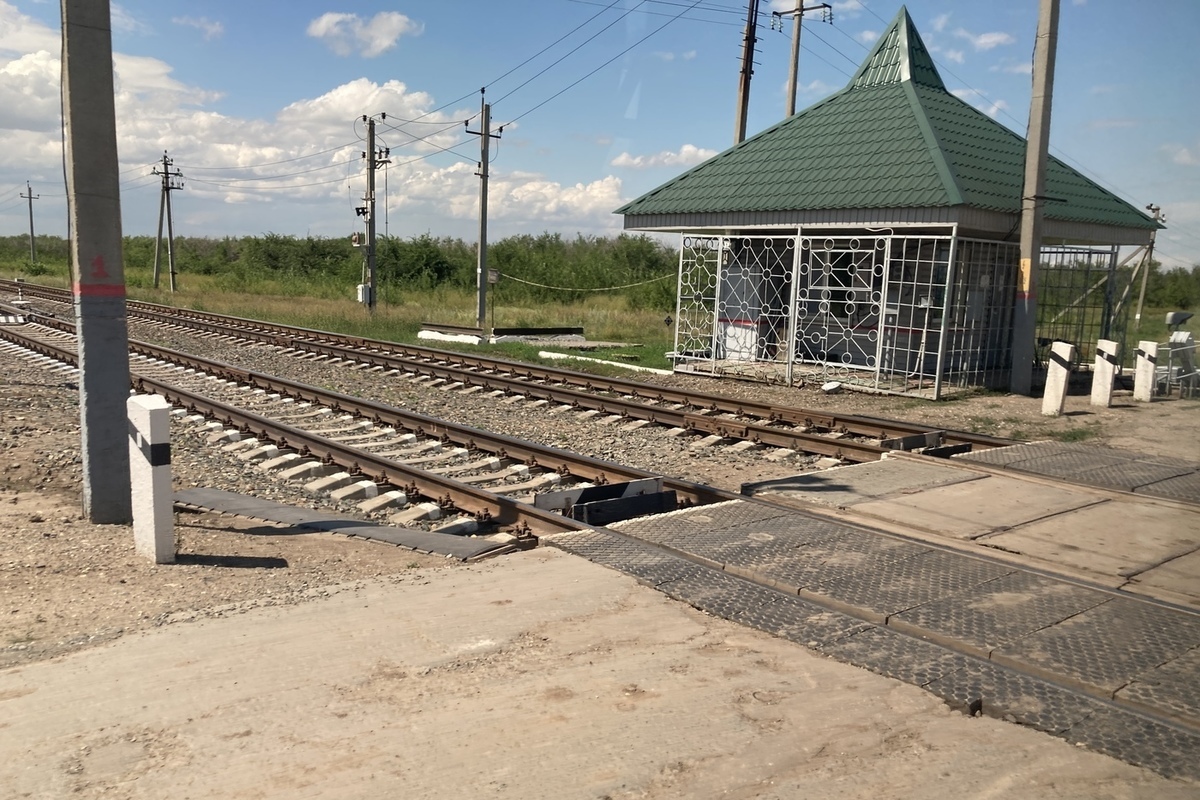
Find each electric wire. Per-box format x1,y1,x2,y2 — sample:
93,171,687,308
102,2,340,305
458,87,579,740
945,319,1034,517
176,141,360,172
500,271,671,291
180,156,359,183
501,0,706,127
491,1,650,107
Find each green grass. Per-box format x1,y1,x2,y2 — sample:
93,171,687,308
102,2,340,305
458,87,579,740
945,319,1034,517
1049,425,1103,443
1,261,677,373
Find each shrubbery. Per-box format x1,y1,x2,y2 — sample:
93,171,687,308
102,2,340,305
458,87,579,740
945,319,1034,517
0,231,678,311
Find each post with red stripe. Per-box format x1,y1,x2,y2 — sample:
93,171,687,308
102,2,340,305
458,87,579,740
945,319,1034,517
62,0,132,523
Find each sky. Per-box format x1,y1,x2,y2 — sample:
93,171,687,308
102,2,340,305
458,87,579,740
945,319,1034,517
0,0,1198,269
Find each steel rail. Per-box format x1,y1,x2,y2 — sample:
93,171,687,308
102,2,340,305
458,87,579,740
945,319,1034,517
1,321,737,516
0,280,1015,450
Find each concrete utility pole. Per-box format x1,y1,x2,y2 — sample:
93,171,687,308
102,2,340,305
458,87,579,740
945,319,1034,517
152,151,183,291
20,181,38,263
1011,0,1060,396
61,0,132,524
361,114,389,312
774,2,831,118
1134,204,1163,332
467,90,501,335
734,0,761,144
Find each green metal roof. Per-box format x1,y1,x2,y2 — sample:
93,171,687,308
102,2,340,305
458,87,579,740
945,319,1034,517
617,6,1157,232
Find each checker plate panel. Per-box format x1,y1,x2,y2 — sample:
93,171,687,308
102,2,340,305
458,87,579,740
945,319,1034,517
891,570,1112,655
993,597,1200,693
806,549,1012,620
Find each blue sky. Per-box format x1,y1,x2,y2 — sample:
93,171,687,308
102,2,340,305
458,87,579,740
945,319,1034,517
0,0,1197,269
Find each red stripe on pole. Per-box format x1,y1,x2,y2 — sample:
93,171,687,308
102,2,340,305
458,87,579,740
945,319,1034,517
73,282,126,298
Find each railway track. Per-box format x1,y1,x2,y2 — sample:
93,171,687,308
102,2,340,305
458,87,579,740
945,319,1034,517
3,308,1198,780
0,280,1015,462
0,319,740,541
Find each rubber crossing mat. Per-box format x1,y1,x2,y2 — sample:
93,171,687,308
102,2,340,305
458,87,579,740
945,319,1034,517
175,487,507,561
956,442,1200,502
546,502,1200,780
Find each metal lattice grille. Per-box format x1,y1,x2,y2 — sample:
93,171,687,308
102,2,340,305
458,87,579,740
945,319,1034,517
672,230,1019,398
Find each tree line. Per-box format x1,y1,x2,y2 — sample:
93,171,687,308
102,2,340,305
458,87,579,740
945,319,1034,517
2,232,1198,311
0,231,679,310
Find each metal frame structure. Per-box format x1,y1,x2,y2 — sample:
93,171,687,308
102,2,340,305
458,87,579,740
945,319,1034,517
674,227,1019,398
1035,244,1122,370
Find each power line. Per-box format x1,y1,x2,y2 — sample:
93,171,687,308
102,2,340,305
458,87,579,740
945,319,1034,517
186,172,355,191
492,2,651,106
181,156,359,183
502,0,706,127
176,141,360,172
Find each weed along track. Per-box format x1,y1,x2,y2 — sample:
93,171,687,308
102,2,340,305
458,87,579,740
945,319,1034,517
3,314,1200,781
0,280,1014,463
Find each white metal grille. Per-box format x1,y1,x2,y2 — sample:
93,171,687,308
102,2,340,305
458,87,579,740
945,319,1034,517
673,230,1018,398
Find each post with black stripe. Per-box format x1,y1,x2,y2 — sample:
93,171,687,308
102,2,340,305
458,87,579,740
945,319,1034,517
62,0,132,524
127,395,174,563
1091,338,1118,407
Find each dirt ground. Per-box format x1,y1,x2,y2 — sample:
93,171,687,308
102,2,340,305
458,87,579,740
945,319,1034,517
1,349,1198,797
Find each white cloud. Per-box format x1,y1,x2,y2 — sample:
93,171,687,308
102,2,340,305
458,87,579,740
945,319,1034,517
173,16,224,41
110,3,151,35
650,50,696,62
1163,145,1198,167
952,89,1009,119
306,11,421,58
610,144,717,169
995,61,1032,75
932,13,951,33
856,30,878,45
0,2,59,55
942,49,965,64
954,28,1015,51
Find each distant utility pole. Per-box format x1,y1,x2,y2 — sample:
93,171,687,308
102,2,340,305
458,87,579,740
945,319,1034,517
62,0,132,524
1011,0,1060,396
467,89,502,335
361,114,390,312
773,2,831,118
152,151,183,291
20,181,38,262
734,0,761,144
1134,204,1164,332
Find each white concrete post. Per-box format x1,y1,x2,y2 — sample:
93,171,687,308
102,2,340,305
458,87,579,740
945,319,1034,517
127,394,174,563
1041,340,1074,416
1134,340,1158,402
1090,338,1118,407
